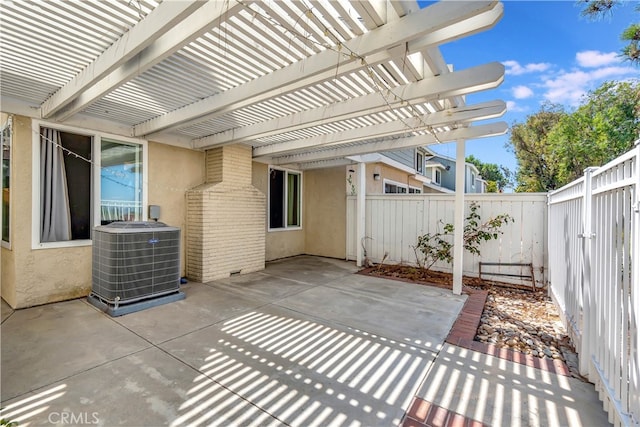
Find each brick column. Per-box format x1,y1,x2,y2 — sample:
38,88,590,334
186,145,265,282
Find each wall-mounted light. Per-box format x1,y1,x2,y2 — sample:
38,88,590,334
373,173,380,181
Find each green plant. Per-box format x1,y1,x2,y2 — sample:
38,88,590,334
412,223,454,271
0,413,18,427
346,173,356,196
463,202,514,256
412,202,514,272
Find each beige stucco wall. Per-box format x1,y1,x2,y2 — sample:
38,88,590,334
0,115,92,308
0,114,205,308
304,166,346,259
366,162,423,194
148,141,205,275
252,162,304,261
252,163,347,261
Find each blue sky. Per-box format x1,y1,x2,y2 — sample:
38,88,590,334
420,1,639,175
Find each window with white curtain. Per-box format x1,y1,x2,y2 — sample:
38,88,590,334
34,122,146,247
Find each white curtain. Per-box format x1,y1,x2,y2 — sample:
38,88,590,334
40,128,71,242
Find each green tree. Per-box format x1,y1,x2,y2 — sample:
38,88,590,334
549,81,639,183
580,0,639,64
465,154,512,192
509,103,567,192
509,81,640,192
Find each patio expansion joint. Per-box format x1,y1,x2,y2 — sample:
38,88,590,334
82,299,295,427
0,344,156,404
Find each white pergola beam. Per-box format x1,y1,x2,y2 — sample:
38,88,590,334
194,62,504,149
411,2,503,51
253,100,506,159
287,158,356,170
40,0,206,119
133,0,500,136
423,47,464,108
49,1,244,122
267,122,508,165
349,0,387,29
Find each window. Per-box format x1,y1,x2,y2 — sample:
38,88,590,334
384,180,408,194
101,139,143,224
434,169,442,185
409,186,421,194
2,116,11,246
471,172,476,188
416,151,424,175
269,167,301,230
33,122,147,247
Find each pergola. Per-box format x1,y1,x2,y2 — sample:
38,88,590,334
0,0,508,293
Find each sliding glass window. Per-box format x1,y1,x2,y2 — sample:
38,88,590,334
35,122,146,246
1,117,11,245
269,167,301,230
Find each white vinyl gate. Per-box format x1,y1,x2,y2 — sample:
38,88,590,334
548,143,640,426
346,193,548,286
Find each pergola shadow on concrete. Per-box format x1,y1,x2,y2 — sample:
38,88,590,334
0,257,610,426
1,257,462,426
2,0,508,299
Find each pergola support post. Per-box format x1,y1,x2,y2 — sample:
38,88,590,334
356,162,367,267
452,139,466,295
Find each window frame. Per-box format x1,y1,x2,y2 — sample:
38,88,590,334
267,166,302,232
31,120,148,249
383,179,408,194
415,150,424,175
1,116,12,249
434,169,442,185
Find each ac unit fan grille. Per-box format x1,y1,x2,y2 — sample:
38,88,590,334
91,222,181,304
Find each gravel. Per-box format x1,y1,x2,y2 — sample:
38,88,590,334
474,286,584,379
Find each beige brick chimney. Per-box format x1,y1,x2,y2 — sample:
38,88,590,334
186,144,265,282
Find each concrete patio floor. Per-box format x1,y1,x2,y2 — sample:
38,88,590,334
1,256,609,426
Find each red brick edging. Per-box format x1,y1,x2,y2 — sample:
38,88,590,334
446,288,570,376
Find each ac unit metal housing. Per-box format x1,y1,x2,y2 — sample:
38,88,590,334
88,221,184,316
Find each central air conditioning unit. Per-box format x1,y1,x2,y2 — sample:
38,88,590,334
88,221,185,316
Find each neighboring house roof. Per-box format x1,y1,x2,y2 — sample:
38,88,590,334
424,182,454,193
0,1,507,167
425,160,447,170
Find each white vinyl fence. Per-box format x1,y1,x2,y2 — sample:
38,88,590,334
347,193,548,286
548,144,639,426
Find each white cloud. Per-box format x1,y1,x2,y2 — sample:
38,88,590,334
503,60,552,76
576,50,619,68
506,100,528,113
542,65,637,105
512,85,534,99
